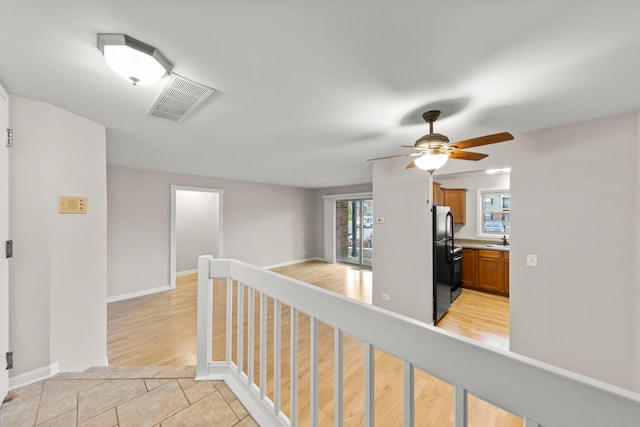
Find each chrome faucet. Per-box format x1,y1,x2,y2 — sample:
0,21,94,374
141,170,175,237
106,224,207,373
502,235,508,246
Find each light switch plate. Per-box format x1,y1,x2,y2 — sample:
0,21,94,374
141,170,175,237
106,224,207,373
376,217,385,224
526,254,538,267
59,196,87,214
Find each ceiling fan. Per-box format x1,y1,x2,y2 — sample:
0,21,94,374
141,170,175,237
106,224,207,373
369,110,514,173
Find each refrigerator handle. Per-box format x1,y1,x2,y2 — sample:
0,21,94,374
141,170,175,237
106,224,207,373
446,211,454,240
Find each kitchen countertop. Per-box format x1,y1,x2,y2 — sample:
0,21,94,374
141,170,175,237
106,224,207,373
455,239,510,251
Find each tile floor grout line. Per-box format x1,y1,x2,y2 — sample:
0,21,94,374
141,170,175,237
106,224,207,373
161,379,195,423
96,407,121,426
165,378,217,424
115,404,121,427
35,381,44,426
2,368,257,427
75,389,79,427
76,378,147,424
177,378,192,406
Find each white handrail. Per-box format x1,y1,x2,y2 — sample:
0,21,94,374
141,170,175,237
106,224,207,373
197,257,640,427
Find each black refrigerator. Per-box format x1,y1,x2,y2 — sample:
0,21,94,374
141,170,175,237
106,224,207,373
433,205,457,323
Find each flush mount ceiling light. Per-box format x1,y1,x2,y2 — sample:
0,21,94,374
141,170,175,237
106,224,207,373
97,34,172,86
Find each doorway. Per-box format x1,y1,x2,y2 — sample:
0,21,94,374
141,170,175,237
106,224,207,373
170,186,223,288
336,198,373,269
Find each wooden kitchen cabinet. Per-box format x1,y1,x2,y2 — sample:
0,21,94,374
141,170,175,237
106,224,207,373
443,188,467,224
461,248,476,288
476,250,504,294
432,181,444,206
502,251,510,295
432,182,467,224
462,248,509,296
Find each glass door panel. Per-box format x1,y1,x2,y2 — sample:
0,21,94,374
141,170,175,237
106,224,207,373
361,199,373,268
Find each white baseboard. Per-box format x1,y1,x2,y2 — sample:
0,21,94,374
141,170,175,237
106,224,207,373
9,362,59,390
263,257,325,270
177,269,198,276
107,285,172,303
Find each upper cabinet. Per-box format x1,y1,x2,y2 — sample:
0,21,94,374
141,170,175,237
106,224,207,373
433,181,444,206
444,188,467,224
434,182,467,224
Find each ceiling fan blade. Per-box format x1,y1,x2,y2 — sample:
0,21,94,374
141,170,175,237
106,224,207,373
450,132,514,150
406,160,417,169
401,145,426,151
367,152,420,161
449,151,489,161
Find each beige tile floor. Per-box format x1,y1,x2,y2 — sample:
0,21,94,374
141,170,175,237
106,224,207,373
0,366,257,427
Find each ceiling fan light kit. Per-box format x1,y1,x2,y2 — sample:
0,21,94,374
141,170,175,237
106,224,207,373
97,34,172,86
368,109,514,174
414,152,450,173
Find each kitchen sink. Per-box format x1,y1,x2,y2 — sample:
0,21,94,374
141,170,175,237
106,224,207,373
484,244,509,249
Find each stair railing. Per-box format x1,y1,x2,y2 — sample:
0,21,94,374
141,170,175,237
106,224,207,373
196,256,640,427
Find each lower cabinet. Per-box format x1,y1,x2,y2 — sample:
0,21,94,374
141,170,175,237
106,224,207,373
461,248,476,288
461,248,509,296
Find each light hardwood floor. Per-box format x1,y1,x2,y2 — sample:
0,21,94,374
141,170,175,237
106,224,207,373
108,261,520,426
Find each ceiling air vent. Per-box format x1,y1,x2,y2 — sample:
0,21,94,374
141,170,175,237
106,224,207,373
149,73,215,121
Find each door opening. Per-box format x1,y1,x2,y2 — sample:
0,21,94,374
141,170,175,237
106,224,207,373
335,198,373,269
170,186,223,287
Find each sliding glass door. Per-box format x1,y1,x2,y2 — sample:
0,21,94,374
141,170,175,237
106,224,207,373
336,198,373,269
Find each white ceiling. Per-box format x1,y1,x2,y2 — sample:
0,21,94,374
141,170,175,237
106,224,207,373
1,1,639,188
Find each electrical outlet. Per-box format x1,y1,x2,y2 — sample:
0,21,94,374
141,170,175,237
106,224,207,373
381,293,390,301
526,254,538,267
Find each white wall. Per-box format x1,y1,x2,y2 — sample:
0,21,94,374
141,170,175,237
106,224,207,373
9,96,107,376
509,113,637,391
372,157,433,324
435,172,510,239
176,190,219,272
107,167,317,298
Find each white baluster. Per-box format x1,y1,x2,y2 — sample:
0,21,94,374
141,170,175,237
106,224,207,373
365,343,374,427
260,292,267,400
237,283,244,375
403,361,414,427
247,287,255,385
226,278,232,363
290,308,299,427
335,329,343,427
454,385,468,427
274,299,281,416
310,316,319,427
